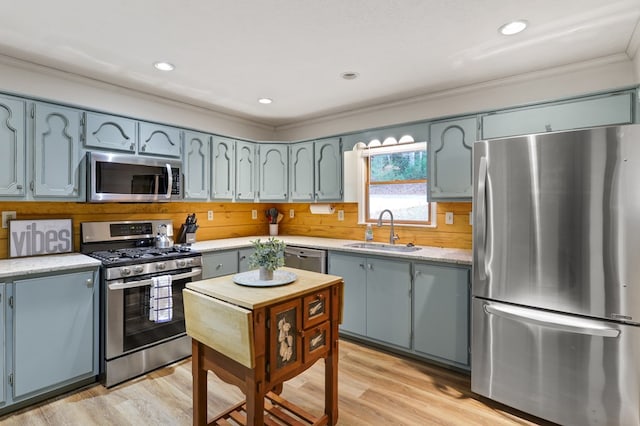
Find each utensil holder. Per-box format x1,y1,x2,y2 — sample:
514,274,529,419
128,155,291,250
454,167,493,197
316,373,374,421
269,224,278,236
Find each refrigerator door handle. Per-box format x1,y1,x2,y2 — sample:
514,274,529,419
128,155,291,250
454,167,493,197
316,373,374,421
476,156,488,281
484,303,621,338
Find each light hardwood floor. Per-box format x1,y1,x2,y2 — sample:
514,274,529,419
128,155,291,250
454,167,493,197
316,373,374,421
0,339,553,425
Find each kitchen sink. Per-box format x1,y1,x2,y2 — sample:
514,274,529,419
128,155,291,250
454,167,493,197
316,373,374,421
345,242,422,252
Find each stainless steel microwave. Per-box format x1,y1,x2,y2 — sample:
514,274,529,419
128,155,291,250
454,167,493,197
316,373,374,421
87,152,182,202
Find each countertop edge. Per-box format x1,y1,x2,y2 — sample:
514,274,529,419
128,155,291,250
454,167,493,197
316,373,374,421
0,253,102,279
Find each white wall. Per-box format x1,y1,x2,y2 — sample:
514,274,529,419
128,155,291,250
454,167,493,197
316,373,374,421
275,55,639,141
0,55,276,141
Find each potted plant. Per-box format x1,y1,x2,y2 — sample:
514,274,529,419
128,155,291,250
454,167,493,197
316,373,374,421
248,237,286,280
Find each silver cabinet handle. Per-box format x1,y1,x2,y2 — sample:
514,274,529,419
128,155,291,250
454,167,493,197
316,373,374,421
484,302,621,338
86,278,94,288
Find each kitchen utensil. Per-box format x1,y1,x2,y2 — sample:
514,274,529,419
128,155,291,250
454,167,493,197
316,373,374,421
276,213,283,223
155,224,174,248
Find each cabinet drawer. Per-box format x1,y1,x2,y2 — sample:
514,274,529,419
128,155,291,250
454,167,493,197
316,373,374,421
303,289,330,328
303,321,330,364
202,250,238,279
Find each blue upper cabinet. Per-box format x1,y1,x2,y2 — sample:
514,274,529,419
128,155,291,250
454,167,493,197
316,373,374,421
32,102,83,200
235,140,256,201
429,116,476,201
314,137,342,201
481,91,634,140
138,121,182,157
258,143,288,201
0,95,26,197
84,111,137,153
289,141,315,201
211,136,235,200
183,130,210,200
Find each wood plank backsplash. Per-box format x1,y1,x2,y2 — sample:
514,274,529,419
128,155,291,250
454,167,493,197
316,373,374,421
0,201,471,259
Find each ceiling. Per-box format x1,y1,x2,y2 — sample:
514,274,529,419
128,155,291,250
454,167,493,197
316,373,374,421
0,1,639,127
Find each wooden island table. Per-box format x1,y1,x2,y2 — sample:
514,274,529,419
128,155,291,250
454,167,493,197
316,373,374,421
183,267,343,426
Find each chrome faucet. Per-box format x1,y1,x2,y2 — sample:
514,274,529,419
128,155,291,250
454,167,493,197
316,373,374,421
377,209,400,244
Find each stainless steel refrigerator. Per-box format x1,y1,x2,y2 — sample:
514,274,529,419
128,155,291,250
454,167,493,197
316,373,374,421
471,124,640,426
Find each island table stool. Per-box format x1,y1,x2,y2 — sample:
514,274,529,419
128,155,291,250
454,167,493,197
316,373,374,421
183,267,343,425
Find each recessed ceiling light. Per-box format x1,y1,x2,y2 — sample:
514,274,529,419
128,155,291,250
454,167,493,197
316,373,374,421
499,20,528,35
153,61,175,71
258,98,273,104
341,71,359,80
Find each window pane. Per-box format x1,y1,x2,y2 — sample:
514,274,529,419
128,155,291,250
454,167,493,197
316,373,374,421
370,151,426,182
368,182,429,222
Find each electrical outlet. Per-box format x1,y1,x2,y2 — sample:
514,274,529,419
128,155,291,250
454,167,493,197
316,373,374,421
289,209,295,219
207,210,213,221
445,212,454,225
251,209,257,220
337,210,344,221
2,211,16,228
469,211,473,225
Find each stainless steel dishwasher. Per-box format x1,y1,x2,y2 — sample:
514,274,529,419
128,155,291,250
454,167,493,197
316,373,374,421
284,246,327,273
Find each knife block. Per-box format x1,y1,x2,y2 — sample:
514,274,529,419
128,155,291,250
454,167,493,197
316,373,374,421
185,233,196,244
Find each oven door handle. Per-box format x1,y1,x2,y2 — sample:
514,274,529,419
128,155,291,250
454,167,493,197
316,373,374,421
108,268,203,290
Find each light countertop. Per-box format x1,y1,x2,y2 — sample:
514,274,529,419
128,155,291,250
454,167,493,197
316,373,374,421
0,253,102,279
191,235,472,266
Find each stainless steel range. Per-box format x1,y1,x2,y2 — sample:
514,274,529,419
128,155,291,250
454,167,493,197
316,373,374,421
80,220,202,387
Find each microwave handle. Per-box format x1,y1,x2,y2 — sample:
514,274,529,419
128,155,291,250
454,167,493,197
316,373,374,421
165,163,173,199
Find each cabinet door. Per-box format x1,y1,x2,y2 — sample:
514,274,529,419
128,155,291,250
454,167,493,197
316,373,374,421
429,116,476,200
314,137,342,201
84,111,137,153
183,130,210,200
13,271,95,399
202,250,239,279
414,263,469,366
0,283,4,405
328,252,366,335
268,299,302,383
258,144,288,201
481,91,633,140
235,141,256,201
32,102,82,199
138,121,182,157
366,257,411,348
289,142,314,201
0,96,26,197
238,247,255,272
211,136,235,200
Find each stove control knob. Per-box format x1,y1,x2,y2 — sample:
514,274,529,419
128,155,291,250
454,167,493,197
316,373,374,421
120,267,131,276
176,259,186,268
134,265,144,274
156,262,166,271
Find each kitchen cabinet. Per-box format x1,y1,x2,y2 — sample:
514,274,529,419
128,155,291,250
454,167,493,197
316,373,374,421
138,121,182,158
328,252,411,348
183,130,210,200
258,144,288,201
238,247,254,272
83,111,137,153
211,136,235,200
235,140,257,201
0,95,26,198
0,283,4,406
314,137,342,201
13,270,96,399
481,91,634,140
32,102,83,200
413,262,470,368
429,116,476,201
202,250,239,279
289,138,342,202
289,141,315,201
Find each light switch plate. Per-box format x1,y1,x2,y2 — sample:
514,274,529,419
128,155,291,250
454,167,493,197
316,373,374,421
445,212,454,225
251,209,257,220
289,209,295,218
2,211,16,228
337,210,344,221
207,210,213,221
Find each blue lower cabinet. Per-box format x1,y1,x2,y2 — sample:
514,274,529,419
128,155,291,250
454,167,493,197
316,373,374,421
202,250,239,279
328,253,367,335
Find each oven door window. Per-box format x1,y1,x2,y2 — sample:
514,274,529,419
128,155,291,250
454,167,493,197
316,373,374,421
122,275,187,352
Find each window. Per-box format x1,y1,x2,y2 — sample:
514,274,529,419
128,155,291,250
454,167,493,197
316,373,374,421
363,142,431,225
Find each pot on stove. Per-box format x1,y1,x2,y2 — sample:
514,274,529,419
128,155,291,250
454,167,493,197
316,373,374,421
155,224,174,249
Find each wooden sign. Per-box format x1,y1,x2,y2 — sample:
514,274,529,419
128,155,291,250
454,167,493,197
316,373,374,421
8,219,73,258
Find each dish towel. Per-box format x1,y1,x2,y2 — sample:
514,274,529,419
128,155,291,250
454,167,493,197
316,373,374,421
149,275,173,323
